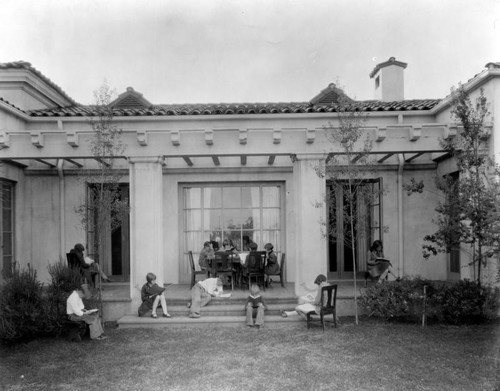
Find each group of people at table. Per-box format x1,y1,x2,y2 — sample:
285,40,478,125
65,239,396,338
198,239,280,287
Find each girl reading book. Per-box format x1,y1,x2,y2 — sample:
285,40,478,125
138,272,172,318
245,284,267,328
368,240,397,283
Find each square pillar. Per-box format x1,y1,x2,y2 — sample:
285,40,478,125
293,154,327,296
129,156,164,308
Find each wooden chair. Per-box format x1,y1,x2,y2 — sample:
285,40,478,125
306,284,338,332
66,252,98,287
189,251,207,288
247,251,266,291
267,253,286,287
214,252,235,290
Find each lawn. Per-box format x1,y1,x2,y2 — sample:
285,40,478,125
1,318,499,391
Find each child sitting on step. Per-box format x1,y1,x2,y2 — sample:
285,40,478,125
245,284,267,328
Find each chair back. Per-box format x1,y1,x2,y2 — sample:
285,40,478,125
214,251,233,271
320,284,338,312
66,252,80,269
279,253,285,273
188,251,196,271
247,251,265,271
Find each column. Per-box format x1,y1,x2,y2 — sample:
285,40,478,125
293,154,327,297
129,156,164,308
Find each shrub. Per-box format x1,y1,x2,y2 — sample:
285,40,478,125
359,278,500,324
0,264,48,345
45,260,84,336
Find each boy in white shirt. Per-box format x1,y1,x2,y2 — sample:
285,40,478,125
66,285,107,340
188,277,223,318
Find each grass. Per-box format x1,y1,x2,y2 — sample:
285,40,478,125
1,318,499,391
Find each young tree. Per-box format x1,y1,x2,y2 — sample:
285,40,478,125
75,81,129,284
405,86,500,285
317,95,381,325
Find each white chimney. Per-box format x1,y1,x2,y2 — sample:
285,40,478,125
369,57,407,102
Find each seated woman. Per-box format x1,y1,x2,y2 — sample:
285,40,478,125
281,274,329,318
198,241,215,276
263,243,279,287
138,272,172,318
368,240,396,283
70,243,111,286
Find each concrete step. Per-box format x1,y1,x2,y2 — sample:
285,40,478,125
164,303,296,317
117,314,307,329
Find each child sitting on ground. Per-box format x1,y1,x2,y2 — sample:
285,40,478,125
246,284,267,328
138,272,172,318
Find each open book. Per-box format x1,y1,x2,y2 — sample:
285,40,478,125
148,285,166,296
376,258,391,263
85,308,98,314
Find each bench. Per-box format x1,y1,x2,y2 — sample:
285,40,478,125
64,318,89,342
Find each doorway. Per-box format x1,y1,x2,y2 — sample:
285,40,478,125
87,183,130,281
327,179,382,280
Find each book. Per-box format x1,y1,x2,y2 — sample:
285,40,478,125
85,308,98,314
376,258,391,263
148,284,166,296
247,295,263,307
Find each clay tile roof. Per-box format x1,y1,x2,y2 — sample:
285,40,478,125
0,96,26,113
26,98,441,117
0,61,78,106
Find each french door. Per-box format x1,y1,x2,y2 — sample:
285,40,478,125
327,179,382,279
87,183,130,281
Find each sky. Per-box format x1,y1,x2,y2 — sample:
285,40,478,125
1,0,499,105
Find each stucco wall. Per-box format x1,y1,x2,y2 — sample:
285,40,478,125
17,174,61,282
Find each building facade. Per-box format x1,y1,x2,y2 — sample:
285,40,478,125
0,58,499,311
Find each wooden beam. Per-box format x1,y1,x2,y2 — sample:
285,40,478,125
405,152,425,163
268,155,276,165
64,158,83,168
183,156,193,166
0,159,28,168
35,158,56,168
350,154,363,164
212,156,220,166
240,155,247,166
94,157,111,167
377,153,394,163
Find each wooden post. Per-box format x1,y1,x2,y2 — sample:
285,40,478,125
422,285,427,327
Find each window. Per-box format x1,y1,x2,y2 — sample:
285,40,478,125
183,183,283,260
1,180,14,277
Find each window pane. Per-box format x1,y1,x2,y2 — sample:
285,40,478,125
185,188,201,208
224,231,241,250
185,231,202,252
262,209,279,229
241,209,260,229
242,232,257,250
223,209,243,230
223,187,241,209
203,210,222,231
242,187,260,208
204,187,221,209
209,231,222,246
3,233,12,255
2,209,11,231
261,231,280,250
263,186,279,207
2,186,12,206
185,210,201,230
